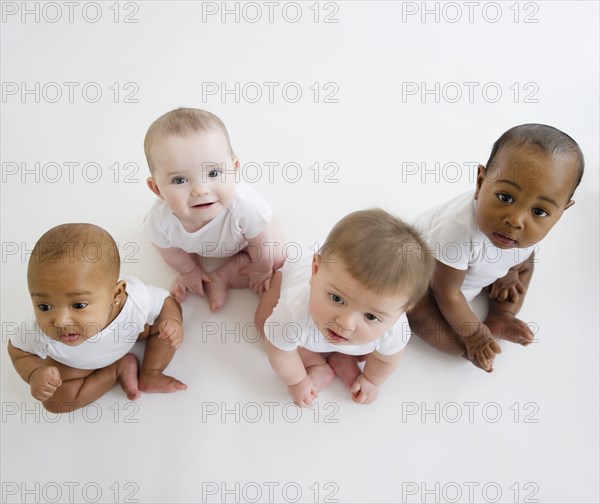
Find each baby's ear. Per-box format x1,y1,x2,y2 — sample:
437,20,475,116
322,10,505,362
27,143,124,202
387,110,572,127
474,164,486,199
113,280,127,304
147,177,162,197
565,199,575,210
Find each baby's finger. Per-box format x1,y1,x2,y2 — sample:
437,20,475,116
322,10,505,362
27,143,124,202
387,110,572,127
508,287,520,303
489,339,502,354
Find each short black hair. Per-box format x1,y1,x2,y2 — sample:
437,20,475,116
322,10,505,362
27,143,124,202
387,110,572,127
486,123,584,196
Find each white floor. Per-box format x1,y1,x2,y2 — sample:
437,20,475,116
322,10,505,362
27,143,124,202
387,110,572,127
1,2,598,503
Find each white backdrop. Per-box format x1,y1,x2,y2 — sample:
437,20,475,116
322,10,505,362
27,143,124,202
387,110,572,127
1,1,598,503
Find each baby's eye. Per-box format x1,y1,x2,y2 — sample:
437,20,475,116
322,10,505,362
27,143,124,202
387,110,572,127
207,169,221,178
329,293,344,304
72,303,88,309
364,313,380,322
497,193,513,203
172,176,188,185
532,208,549,217
36,304,51,312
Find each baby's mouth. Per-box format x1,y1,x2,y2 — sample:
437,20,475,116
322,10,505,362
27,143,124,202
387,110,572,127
492,232,517,247
192,202,215,208
59,333,81,343
326,328,349,343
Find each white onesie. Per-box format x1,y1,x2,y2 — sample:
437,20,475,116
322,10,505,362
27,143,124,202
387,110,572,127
264,257,411,356
9,276,169,370
142,183,272,258
413,191,535,301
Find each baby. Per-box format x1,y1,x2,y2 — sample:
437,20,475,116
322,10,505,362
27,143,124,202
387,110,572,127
254,209,434,407
8,223,186,413
143,108,285,311
407,123,584,372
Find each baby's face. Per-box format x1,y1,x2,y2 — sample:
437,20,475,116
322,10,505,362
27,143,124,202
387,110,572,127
28,259,121,346
475,145,578,249
147,129,238,233
309,255,408,346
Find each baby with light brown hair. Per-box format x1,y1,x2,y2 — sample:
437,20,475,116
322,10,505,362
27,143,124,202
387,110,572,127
254,209,434,406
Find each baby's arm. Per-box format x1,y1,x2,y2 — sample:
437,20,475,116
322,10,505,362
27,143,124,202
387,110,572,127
485,253,536,345
7,342,62,401
264,339,317,407
154,245,212,302
352,351,403,404
150,296,184,349
432,260,501,371
254,276,316,407
245,227,277,295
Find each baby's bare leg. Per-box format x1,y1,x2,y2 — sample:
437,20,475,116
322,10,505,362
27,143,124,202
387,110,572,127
138,329,187,394
407,289,467,357
204,252,251,312
327,353,362,389
43,354,139,413
297,348,336,391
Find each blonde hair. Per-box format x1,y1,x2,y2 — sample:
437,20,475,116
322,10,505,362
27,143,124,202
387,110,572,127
319,209,434,306
28,223,121,284
144,108,234,174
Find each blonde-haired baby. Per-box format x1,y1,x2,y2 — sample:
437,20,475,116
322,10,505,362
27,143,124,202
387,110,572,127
255,209,434,407
143,107,285,311
8,223,186,412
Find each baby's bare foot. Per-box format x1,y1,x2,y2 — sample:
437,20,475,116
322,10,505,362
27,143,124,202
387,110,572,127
306,363,336,391
203,273,228,312
328,353,362,389
116,354,140,400
138,370,187,393
485,313,534,346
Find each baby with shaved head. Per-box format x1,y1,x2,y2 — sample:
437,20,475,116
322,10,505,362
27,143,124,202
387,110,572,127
8,223,186,412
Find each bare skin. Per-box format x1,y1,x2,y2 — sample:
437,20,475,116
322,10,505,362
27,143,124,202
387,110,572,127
255,268,404,405
408,254,535,372
155,219,286,312
8,296,186,413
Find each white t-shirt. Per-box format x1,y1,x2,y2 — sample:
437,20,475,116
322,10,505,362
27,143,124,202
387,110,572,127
264,258,411,356
413,191,536,302
9,276,169,370
142,183,273,258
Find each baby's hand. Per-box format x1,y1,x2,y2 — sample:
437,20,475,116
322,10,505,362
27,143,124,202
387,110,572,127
488,267,525,303
243,262,274,295
287,375,318,408
350,374,379,404
170,266,212,303
29,366,62,402
464,324,502,372
158,319,184,349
